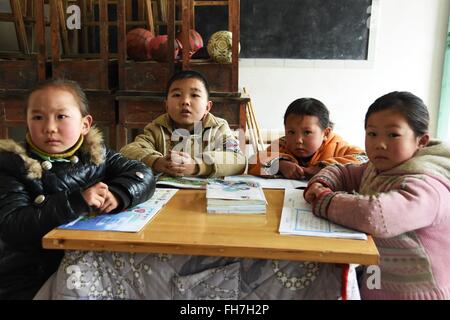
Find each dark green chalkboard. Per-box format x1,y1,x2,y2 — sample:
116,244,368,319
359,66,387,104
195,0,372,60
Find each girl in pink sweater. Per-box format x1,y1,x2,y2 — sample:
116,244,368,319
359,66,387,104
304,91,450,300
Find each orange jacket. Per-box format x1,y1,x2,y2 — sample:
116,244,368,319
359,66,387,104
248,132,366,176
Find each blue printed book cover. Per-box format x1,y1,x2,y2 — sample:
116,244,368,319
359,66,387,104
58,189,178,232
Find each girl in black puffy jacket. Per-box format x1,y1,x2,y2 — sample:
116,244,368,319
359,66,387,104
0,79,155,299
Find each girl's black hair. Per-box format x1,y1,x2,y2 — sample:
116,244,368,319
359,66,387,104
283,98,333,129
27,78,90,116
166,70,210,99
364,91,429,136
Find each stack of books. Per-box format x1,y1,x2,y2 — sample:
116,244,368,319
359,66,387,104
206,179,267,214
156,176,208,189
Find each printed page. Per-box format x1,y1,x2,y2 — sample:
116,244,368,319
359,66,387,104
59,189,178,232
279,189,367,240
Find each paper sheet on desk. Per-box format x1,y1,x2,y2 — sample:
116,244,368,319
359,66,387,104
279,189,367,240
225,175,308,190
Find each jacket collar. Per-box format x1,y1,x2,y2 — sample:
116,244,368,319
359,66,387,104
362,140,450,191
0,126,105,179
387,140,450,180
154,113,220,133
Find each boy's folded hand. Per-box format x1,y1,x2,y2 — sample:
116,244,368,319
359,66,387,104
167,151,197,176
169,151,193,164
154,156,173,174
279,160,305,180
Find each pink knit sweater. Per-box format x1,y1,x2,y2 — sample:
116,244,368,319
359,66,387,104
306,140,450,300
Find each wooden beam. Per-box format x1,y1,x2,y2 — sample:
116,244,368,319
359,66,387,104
99,0,108,90
145,0,155,34
10,0,30,54
35,0,46,80
194,1,228,6
57,0,70,54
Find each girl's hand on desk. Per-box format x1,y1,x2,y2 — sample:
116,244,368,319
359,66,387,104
82,182,108,208
304,182,331,203
98,191,119,213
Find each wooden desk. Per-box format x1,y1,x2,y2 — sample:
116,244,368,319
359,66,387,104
43,189,379,265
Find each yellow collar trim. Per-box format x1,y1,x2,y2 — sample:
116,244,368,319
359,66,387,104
26,134,84,159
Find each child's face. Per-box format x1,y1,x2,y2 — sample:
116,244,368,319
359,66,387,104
365,109,427,173
27,87,92,154
284,114,330,159
165,77,212,130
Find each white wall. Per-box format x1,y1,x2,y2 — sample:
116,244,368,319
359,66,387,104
239,0,450,148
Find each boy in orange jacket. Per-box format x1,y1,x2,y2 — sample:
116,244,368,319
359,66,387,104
248,98,366,178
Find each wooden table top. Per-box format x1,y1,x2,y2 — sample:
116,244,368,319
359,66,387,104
43,189,379,265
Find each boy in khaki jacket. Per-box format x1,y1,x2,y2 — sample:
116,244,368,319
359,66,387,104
120,70,246,177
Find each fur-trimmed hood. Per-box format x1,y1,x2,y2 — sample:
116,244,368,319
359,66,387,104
0,127,105,180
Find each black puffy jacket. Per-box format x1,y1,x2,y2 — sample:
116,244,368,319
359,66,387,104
0,128,155,299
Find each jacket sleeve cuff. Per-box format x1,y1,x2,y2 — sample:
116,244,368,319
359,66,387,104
108,186,129,212
312,190,335,218
196,161,213,176
68,190,91,216
143,155,162,168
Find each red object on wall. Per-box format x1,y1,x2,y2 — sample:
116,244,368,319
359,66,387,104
176,29,204,57
149,35,181,62
126,28,154,61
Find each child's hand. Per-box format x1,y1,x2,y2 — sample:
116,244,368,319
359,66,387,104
304,182,331,203
98,191,119,213
153,156,173,174
167,151,197,176
279,160,305,180
82,182,109,208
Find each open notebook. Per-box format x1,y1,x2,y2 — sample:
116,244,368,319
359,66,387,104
279,189,367,240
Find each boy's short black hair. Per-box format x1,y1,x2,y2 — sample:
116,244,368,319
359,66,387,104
283,98,333,130
166,70,210,99
27,78,90,116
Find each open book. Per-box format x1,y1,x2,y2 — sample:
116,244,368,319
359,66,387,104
58,189,178,232
279,189,367,240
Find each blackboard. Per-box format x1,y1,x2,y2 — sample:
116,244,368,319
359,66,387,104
195,0,372,60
